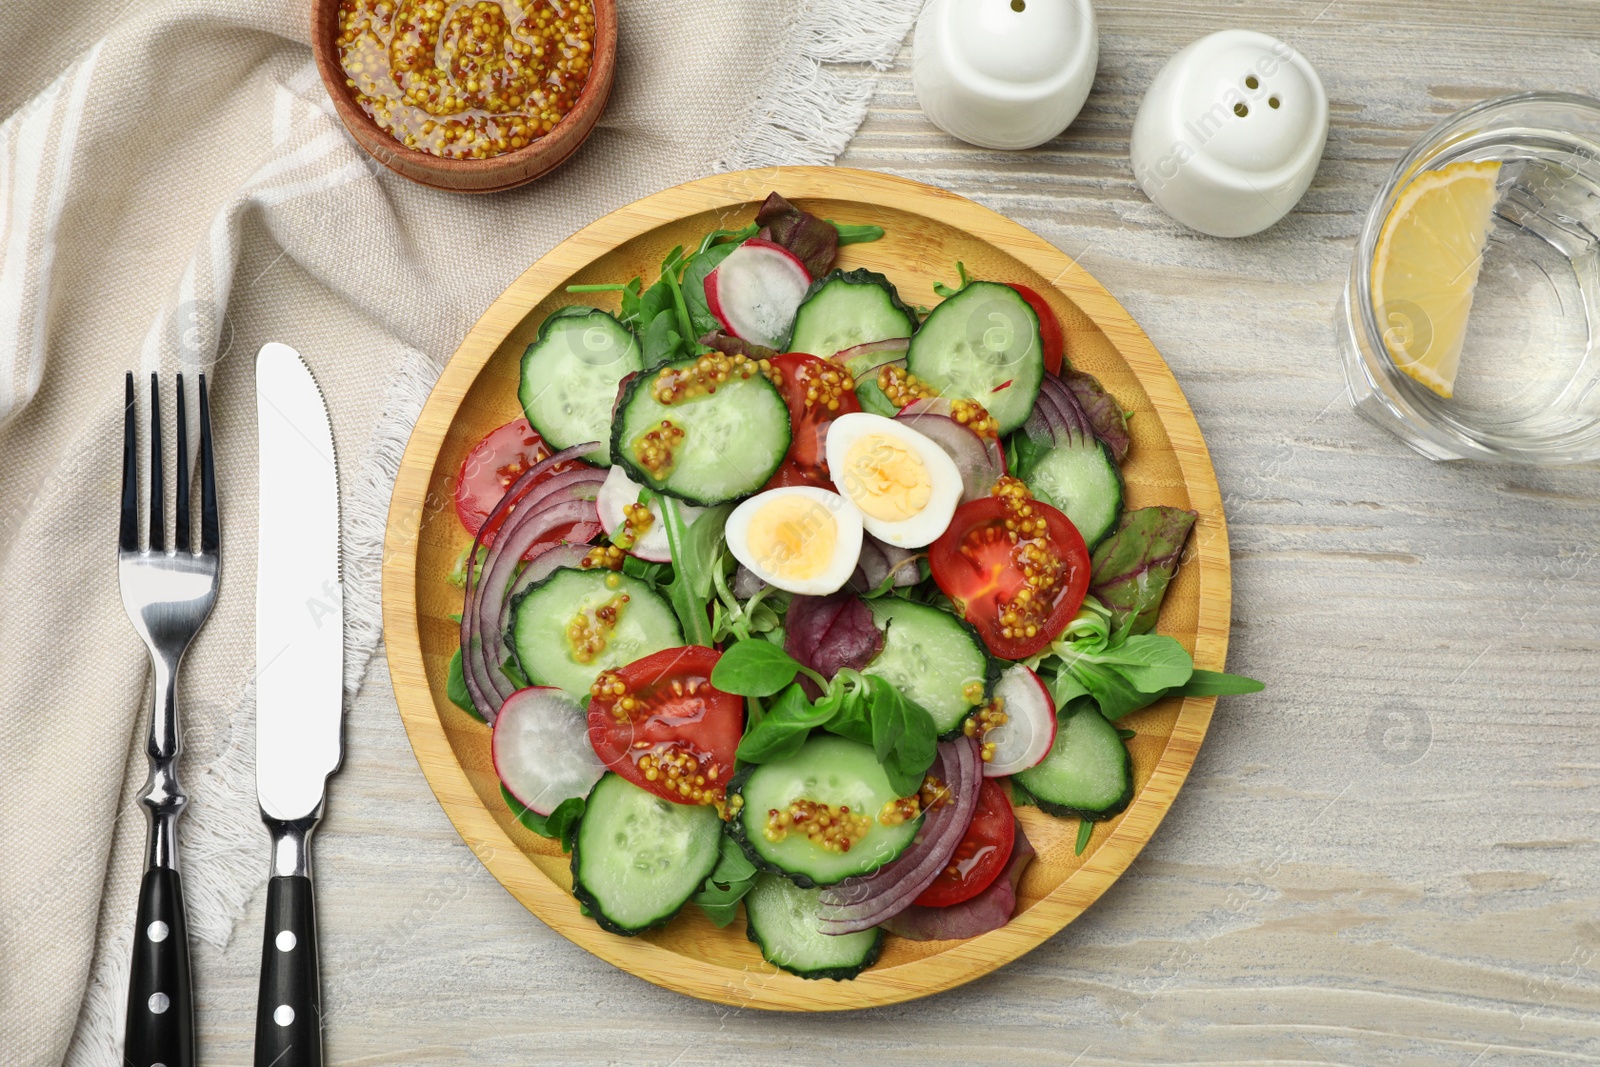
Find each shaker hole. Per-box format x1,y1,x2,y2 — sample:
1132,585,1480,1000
1234,102,1249,118
1011,0,1025,10
1245,75,1260,90
1269,96,1281,109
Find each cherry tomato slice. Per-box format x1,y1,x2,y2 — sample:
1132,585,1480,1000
928,488,1090,660
914,778,1016,908
761,352,862,491
586,646,745,806
1006,283,1064,376
456,417,586,555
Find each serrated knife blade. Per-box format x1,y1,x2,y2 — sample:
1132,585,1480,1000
253,341,340,1067
255,342,343,822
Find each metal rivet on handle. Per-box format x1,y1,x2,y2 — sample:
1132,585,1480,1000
275,930,297,952
146,921,169,943
274,1004,295,1027
148,992,170,1014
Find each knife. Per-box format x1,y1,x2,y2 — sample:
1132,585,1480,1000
253,342,343,1067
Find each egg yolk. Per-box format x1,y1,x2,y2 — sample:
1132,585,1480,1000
747,495,838,581
840,434,932,522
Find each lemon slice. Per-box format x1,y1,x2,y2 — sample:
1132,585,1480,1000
1371,160,1502,398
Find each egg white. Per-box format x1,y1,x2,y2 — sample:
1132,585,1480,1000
725,486,864,596
823,412,963,548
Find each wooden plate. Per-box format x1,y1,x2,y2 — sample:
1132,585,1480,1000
382,167,1232,1011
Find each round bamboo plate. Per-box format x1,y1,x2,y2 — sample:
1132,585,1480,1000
382,167,1232,1011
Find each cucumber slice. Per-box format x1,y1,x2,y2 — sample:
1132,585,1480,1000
519,306,643,465
790,269,917,360
729,735,919,888
907,282,1043,435
1022,437,1124,549
570,773,723,935
862,598,994,736
507,567,682,699
610,358,792,506
744,873,883,980
1014,706,1133,820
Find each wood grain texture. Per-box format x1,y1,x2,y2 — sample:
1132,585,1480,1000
379,166,1231,1010
188,4,1600,1063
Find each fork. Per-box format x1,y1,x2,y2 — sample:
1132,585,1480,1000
119,371,219,1067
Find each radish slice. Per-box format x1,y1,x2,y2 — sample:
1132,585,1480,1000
704,238,811,350
895,406,1004,502
595,465,702,563
492,687,607,815
983,665,1057,777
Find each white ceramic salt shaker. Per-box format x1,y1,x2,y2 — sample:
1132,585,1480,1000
913,0,1098,151
1129,30,1328,238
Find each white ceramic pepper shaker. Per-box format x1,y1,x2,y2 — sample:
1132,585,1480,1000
1129,30,1328,238
913,0,1099,151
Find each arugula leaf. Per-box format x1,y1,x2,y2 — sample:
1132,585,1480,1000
696,223,759,256
446,648,482,720
933,261,973,298
502,785,585,851
1116,727,1137,740
501,655,530,691
1088,507,1198,635
620,554,667,585
735,682,834,763
1075,819,1094,855
692,834,759,927
830,221,886,245
711,639,804,697
1008,778,1039,808
447,544,486,589
660,498,732,647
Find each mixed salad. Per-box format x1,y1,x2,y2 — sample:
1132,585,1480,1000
446,193,1260,981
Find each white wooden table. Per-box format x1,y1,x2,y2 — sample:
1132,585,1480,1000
196,3,1600,1062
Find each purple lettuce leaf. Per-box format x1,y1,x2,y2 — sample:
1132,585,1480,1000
784,593,883,696
881,822,1036,942
755,192,838,279
698,330,781,362
1061,369,1131,462
1089,506,1197,635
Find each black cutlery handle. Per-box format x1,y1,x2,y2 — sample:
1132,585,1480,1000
124,867,194,1067
254,875,322,1067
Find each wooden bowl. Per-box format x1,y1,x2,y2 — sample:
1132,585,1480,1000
382,167,1234,1010
310,0,616,194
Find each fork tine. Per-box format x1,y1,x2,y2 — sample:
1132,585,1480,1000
198,373,219,554
175,374,191,554
148,373,164,553
120,373,138,552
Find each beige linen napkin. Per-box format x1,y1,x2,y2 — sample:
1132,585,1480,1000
0,0,918,1062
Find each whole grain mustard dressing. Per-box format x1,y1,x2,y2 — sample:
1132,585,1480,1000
336,0,595,160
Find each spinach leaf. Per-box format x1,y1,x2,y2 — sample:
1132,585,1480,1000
446,647,482,720
502,785,585,852
692,834,759,927
660,498,732,647
1008,778,1039,808
501,655,530,691
711,639,804,697
1096,633,1194,692
735,682,834,763
1088,507,1197,635
1175,669,1266,696
830,221,886,245
640,312,683,370
861,675,938,797
682,239,742,338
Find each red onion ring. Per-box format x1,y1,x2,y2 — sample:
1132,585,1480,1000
460,445,603,722
816,736,982,934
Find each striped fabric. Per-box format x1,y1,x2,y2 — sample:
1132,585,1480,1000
0,0,919,1063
